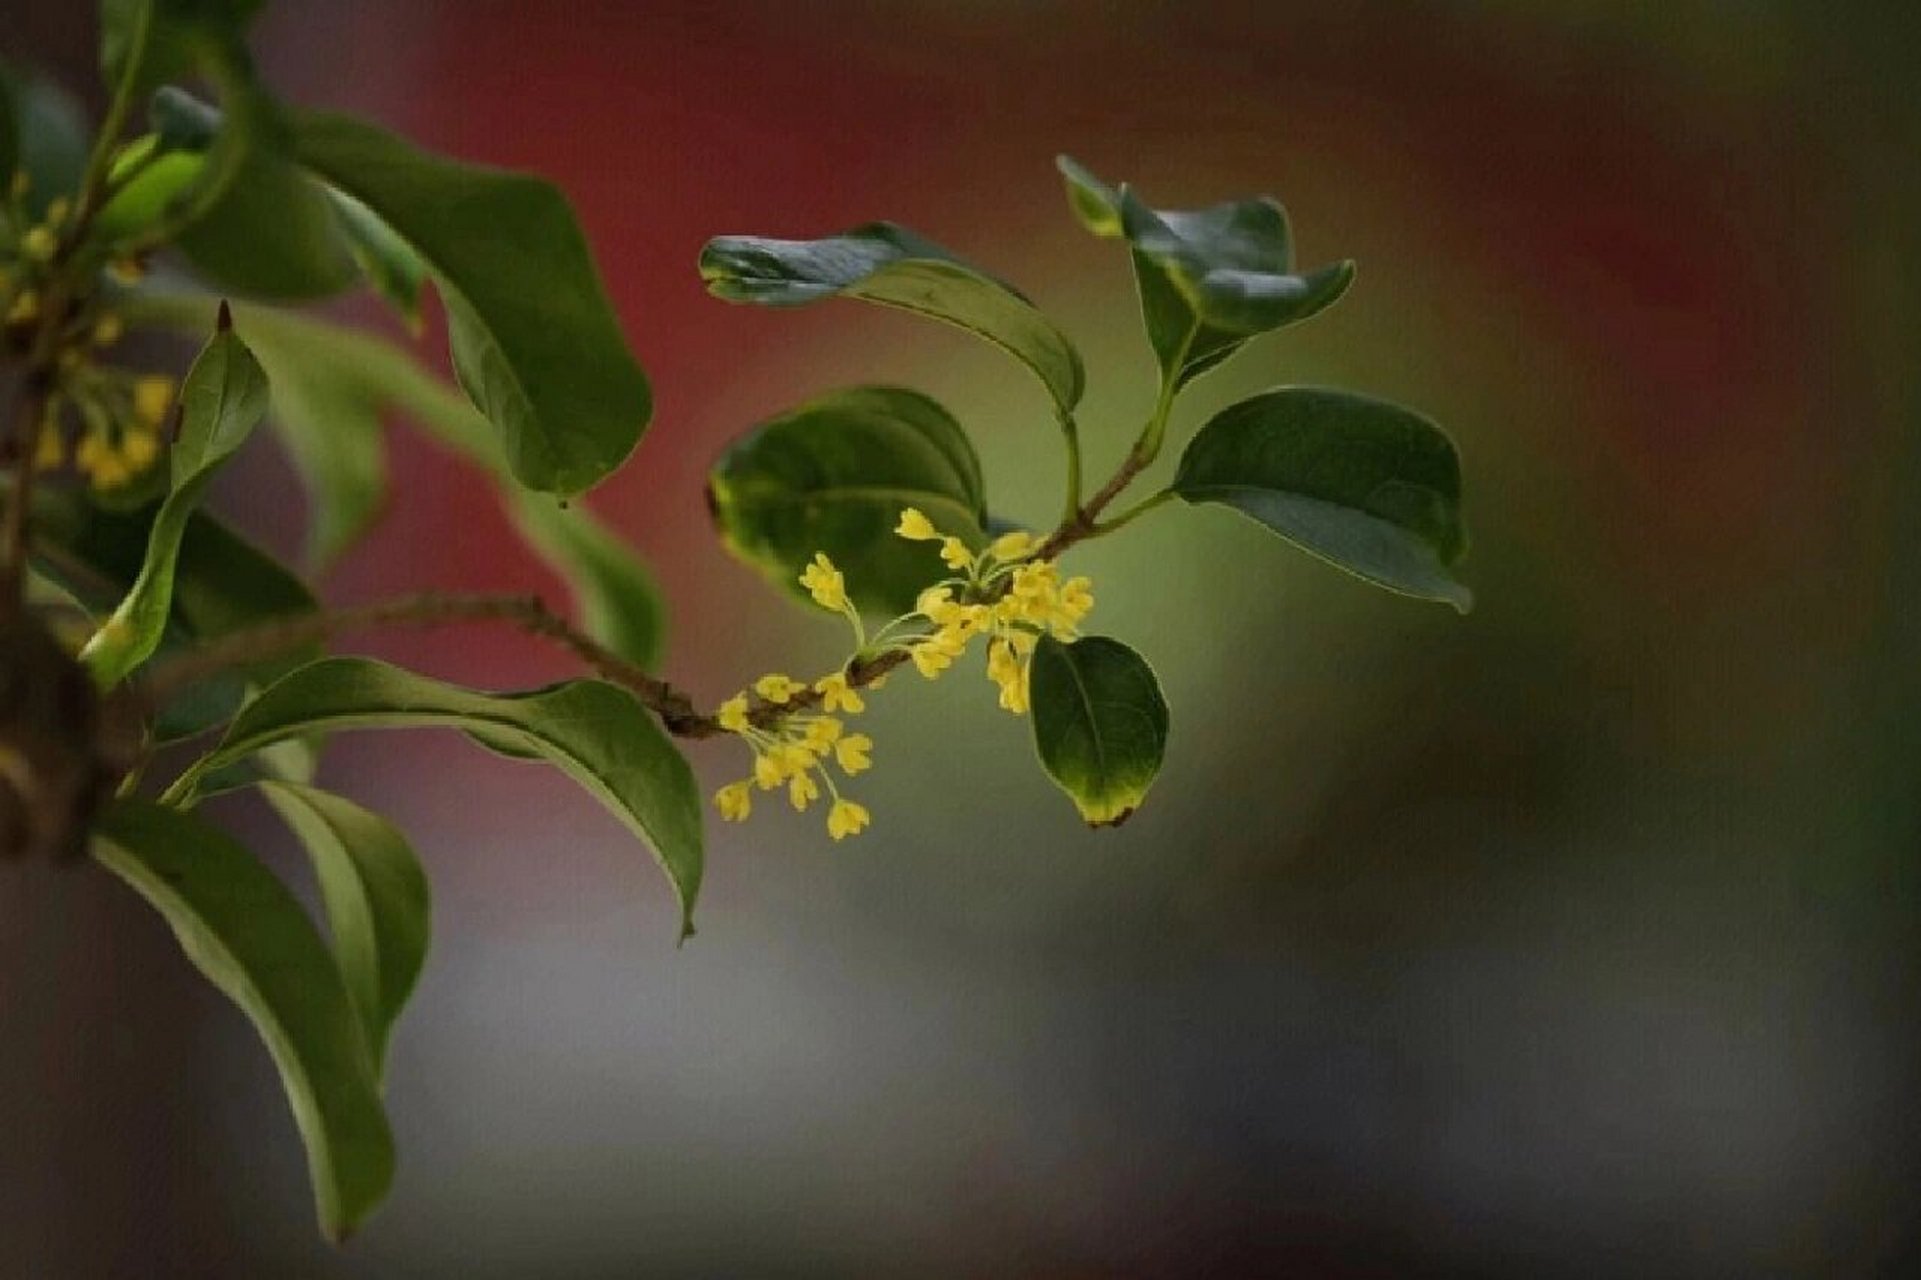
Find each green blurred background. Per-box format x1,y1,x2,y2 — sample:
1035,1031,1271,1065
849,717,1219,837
4,1,1919,1274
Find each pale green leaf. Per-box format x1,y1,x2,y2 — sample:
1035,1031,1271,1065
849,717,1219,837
92,799,393,1240
259,782,430,1074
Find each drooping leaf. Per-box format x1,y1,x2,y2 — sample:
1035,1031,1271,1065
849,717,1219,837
259,782,429,1074
511,499,665,671
290,110,650,496
174,657,704,938
175,145,360,299
79,321,272,685
1055,157,1355,390
91,799,393,1240
1172,386,1471,611
327,188,425,326
1028,635,1169,827
701,223,1084,416
0,60,88,218
707,385,987,615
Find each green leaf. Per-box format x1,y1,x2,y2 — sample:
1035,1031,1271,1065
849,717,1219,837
510,499,665,671
707,385,987,615
100,0,265,102
1055,157,1354,390
1171,386,1471,611
175,657,704,939
104,89,358,301
1055,154,1124,238
31,488,317,737
1028,635,1169,827
79,320,273,685
701,223,1084,416
0,61,88,218
290,110,650,496
328,188,425,326
91,799,393,1240
259,781,430,1075
174,145,360,299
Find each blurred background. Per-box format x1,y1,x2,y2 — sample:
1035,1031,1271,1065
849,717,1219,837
5,1,1920,1274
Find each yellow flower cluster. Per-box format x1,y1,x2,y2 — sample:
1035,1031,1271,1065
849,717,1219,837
712,659,875,841
893,507,1093,715
710,513,1094,844
33,373,174,492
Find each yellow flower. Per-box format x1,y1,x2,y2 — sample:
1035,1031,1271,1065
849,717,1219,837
754,673,801,704
107,256,147,285
938,537,974,571
987,639,1029,714
814,671,864,714
718,695,752,733
43,197,70,228
798,552,848,611
91,314,123,348
119,429,160,473
911,642,955,679
32,429,63,472
826,798,871,841
989,529,1036,561
775,741,818,775
834,733,873,775
753,752,785,791
21,225,57,262
788,769,820,811
917,585,957,622
5,290,38,326
715,782,752,822
802,716,843,749
895,507,938,541
132,376,175,427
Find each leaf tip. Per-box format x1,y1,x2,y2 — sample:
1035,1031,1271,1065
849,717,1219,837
215,298,233,333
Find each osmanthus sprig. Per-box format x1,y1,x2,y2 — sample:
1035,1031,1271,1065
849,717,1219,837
0,0,1470,1243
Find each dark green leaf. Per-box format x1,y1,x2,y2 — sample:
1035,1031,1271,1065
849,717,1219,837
79,322,272,684
701,223,1084,415
291,110,650,496
1029,635,1169,827
92,799,393,1240
1172,386,1471,611
259,782,429,1074
707,385,986,615
176,657,704,939
1056,157,1355,390
511,499,665,671
0,61,88,217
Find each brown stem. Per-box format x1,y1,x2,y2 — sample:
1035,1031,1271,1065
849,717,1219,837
140,592,713,736
135,412,1163,741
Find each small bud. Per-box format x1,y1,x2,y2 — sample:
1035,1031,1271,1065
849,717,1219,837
8,170,28,200
106,257,148,285
132,375,176,427
4,290,38,327
21,226,57,262
91,314,124,348
43,196,70,228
